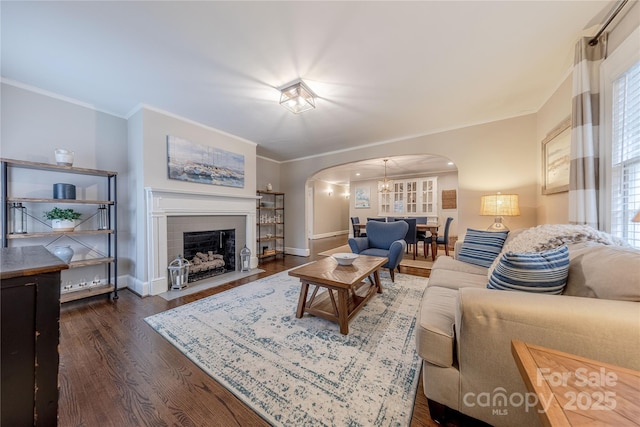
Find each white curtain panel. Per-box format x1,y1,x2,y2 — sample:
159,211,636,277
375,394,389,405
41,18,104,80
569,34,607,228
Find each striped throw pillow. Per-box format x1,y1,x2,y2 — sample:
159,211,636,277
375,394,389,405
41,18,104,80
487,245,570,294
457,229,509,268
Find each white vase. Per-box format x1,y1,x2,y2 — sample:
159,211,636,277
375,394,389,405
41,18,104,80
54,148,74,166
52,245,74,263
51,219,76,231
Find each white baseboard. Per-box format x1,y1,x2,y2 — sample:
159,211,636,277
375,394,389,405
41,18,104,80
285,247,310,257
310,229,349,240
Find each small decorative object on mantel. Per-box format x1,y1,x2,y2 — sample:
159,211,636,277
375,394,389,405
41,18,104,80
240,245,251,272
51,245,74,263
266,183,273,192
54,148,74,166
53,183,76,199
44,207,82,231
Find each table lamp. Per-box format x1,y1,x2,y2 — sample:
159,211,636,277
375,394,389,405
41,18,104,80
480,193,520,231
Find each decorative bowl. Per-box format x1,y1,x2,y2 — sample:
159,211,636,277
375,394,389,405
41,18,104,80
332,252,358,266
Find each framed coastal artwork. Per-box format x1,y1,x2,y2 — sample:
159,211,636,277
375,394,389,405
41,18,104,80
355,186,371,208
542,118,571,195
167,135,245,188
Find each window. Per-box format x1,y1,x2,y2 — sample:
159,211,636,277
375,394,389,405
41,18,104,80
602,27,640,248
611,61,640,247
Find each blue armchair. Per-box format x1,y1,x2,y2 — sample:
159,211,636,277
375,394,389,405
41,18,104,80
348,220,408,282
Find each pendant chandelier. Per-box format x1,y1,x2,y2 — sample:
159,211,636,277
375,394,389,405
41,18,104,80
379,159,393,193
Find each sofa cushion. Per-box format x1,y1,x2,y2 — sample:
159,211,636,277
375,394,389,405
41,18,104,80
432,255,489,276
428,267,488,290
457,228,509,268
416,286,458,368
564,242,640,301
487,245,570,294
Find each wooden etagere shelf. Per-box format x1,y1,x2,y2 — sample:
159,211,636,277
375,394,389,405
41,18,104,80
1,158,118,302
256,191,285,262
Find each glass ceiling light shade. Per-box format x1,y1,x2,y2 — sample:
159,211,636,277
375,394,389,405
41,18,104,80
279,80,316,114
379,159,393,193
480,193,520,231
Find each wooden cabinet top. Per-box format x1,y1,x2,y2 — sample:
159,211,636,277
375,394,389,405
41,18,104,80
1,246,68,280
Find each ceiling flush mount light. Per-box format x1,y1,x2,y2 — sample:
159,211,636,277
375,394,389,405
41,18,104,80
379,159,393,193
279,80,316,114
480,193,520,231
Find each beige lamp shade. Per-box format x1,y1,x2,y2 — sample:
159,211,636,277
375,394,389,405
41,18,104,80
480,194,520,231
480,194,521,216
633,210,640,223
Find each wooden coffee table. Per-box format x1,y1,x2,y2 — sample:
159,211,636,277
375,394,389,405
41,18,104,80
288,255,387,334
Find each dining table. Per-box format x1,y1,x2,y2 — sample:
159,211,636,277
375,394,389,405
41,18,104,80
355,222,440,261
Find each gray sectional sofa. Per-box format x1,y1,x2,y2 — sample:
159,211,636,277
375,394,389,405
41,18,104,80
416,226,640,426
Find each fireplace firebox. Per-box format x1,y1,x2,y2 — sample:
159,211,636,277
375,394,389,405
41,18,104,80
183,229,235,282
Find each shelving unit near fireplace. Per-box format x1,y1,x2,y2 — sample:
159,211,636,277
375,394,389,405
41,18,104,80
1,158,118,303
256,191,284,261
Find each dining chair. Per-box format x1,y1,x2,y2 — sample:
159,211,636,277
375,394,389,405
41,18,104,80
398,218,418,260
424,217,454,257
415,216,428,247
367,217,386,222
350,217,366,238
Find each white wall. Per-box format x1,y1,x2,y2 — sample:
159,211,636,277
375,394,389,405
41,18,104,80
257,156,280,193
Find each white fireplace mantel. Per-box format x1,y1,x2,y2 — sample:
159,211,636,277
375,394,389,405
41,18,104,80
145,187,259,296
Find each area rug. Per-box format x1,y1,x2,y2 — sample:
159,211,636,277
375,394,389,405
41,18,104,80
145,270,426,426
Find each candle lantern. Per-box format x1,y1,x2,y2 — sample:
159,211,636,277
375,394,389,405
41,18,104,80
168,255,191,290
97,204,109,230
240,244,251,272
10,202,27,234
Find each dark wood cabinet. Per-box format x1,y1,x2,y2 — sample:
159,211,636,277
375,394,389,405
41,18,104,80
1,246,68,427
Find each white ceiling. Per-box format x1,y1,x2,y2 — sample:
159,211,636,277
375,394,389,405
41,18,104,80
2,1,612,163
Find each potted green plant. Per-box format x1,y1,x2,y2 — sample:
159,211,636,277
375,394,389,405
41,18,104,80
44,207,82,231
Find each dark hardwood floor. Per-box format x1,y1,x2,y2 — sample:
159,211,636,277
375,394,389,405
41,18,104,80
58,235,446,427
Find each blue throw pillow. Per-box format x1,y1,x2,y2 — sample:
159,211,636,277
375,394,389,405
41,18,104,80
457,229,509,268
487,245,570,294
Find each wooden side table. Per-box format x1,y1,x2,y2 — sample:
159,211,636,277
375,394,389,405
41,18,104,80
511,339,640,427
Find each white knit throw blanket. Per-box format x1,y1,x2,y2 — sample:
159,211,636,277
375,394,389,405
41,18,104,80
488,224,628,277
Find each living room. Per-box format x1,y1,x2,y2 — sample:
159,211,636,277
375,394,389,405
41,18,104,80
2,1,639,426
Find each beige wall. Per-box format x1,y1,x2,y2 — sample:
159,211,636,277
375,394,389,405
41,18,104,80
281,114,538,252
536,75,572,225
535,3,640,225
311,180,350,238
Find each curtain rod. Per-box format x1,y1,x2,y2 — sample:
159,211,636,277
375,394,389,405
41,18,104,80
589,0,629,45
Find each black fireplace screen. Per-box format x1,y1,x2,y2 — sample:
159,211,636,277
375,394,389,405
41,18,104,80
183,229,235,282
